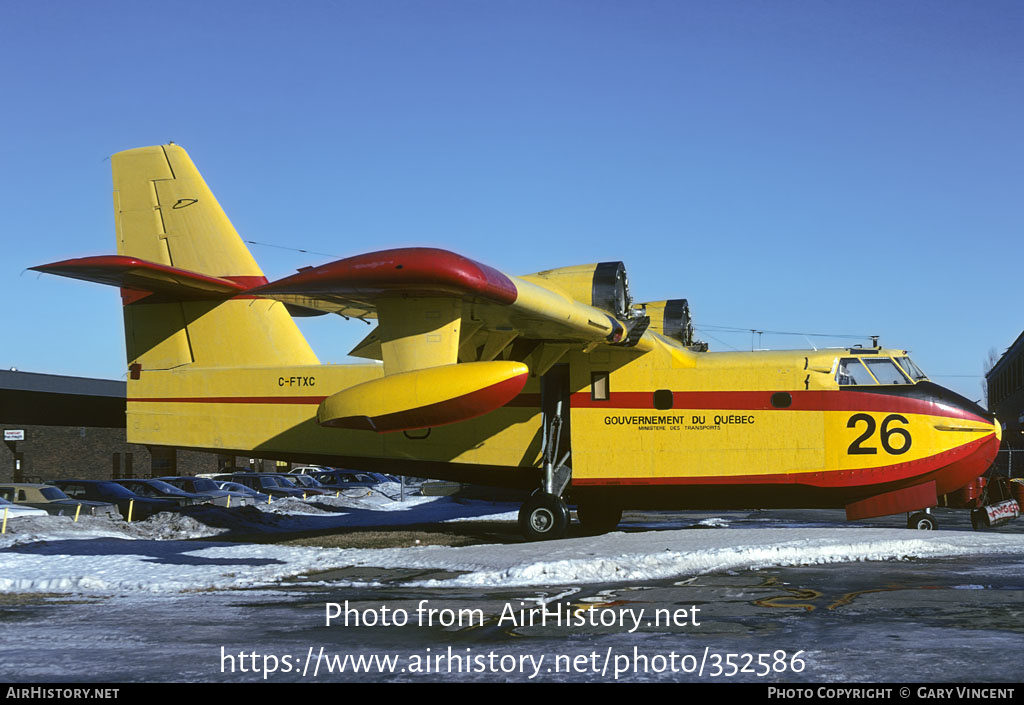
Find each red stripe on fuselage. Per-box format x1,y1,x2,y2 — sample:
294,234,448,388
129,388,987,424
571,389,990,423
129,396,327,404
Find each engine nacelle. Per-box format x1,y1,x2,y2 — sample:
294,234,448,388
638,299,693,346
523,261,632,318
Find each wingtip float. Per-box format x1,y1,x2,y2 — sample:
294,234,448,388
317,361,530,433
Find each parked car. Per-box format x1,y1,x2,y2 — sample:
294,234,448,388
156,476,253,507
277,474,332,496
0,496,48,519
112,479,213,507
215,480,273,505
0,483,121,519
310,469,387,490
213,473,307,499
51,480,181,521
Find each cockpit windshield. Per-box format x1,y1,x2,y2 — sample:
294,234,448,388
836,357,914,386
894,356,928,381
863,358,911,385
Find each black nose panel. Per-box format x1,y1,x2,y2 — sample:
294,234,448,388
848,381,994,423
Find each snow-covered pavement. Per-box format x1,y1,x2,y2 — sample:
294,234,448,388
2,491,1024,596
340,527,1024,588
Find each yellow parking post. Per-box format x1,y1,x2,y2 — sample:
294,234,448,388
2,507,7,534
127,499,134,523
303,492,307,500
74,503,82,522
267,494,271,505
336,491,340,498
226,495,231,509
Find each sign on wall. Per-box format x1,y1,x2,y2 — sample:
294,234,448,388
3,430,25,441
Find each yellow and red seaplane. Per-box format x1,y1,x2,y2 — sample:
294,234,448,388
33,144,1010,539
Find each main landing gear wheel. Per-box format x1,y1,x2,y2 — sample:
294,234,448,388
575,501,623,535
519,492,570,541
907,512,937,530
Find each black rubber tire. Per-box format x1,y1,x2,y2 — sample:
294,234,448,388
518,493,570,541
575,501,623,535
907,512,937,530
970,508,988,531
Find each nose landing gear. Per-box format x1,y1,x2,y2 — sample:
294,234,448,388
907,511,938,530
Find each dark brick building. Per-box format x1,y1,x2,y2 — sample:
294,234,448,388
0,370,278,482
986,330,1024,450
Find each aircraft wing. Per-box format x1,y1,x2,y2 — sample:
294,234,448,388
253,247,647,374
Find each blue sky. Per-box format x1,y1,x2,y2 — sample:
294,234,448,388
1,1,1020,402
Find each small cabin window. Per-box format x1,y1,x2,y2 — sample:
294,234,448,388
591,371,610,401
653,389,674,410
771,392,792,408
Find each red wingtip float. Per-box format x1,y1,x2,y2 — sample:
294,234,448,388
33,143,1012,539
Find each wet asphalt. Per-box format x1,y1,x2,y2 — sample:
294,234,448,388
1,508,1022,683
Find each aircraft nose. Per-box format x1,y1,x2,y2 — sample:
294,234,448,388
893,382,1000,495
913,381,994,424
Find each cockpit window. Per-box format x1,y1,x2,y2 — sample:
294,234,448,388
837,358,876,386
895,356,927,381
863,358,911,385
837,357,915,386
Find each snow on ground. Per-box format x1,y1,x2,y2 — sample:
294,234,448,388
340,528,1024,588
3,490,1024,596
0,489,514,545
0,491,521,594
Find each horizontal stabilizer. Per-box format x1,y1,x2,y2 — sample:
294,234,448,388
31,255,260,302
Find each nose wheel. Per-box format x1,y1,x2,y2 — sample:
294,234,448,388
907,511,937,530
519,492,570,541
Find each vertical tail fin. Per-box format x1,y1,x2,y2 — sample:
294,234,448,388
113,144,318,369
